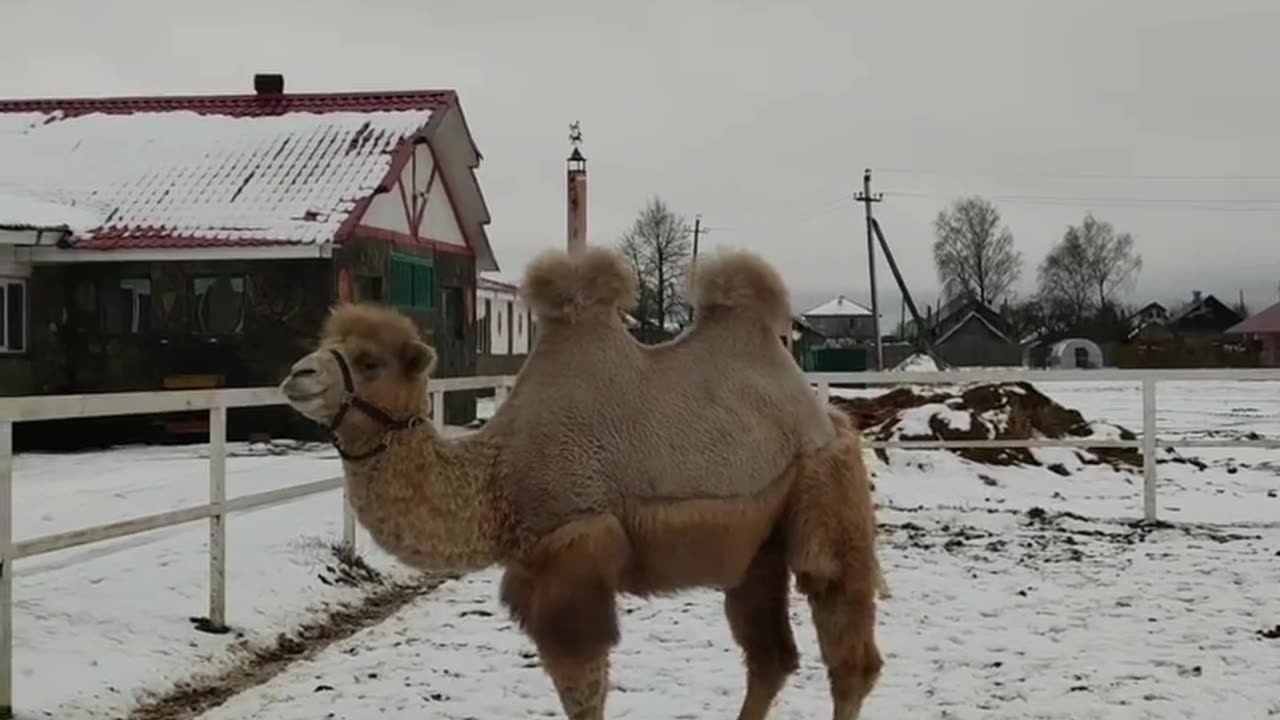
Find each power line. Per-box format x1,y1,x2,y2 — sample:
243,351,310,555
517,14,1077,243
708,197,851,232
877,167,1280,182
883,189,1280,213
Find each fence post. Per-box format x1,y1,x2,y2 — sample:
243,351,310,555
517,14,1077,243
205,405,229,633
341,490,357,555
432,389,446,432
1141,378,1158,523
494,379,509,409
816,380,830,405
0,422,13,719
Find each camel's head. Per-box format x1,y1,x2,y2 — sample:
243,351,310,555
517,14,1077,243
280,303,436,428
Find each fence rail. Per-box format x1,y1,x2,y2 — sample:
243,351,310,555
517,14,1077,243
0,365,1278,715
811,367,1280,529
0,373,516,719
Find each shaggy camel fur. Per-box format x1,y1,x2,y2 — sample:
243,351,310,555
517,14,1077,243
280,246,884,719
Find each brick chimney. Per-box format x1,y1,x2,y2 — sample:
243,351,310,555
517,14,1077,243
566,123,587,255
254,73,284,96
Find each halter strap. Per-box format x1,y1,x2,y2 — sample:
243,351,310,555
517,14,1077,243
326,349,424,461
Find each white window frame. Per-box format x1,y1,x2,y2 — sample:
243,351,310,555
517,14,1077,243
0,277,28,354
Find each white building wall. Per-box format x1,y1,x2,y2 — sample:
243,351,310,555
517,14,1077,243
476,285,532,355
420,174,467,248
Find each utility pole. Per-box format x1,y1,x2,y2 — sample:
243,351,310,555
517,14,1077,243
691,214,705,263
855,169,884,370
686,214,708,323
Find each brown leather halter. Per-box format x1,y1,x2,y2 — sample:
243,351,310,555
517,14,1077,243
326,349,424,461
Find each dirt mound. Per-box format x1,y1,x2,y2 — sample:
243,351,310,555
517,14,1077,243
830,381,1141,469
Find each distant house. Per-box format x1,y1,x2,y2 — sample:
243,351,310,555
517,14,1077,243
786,314,828,370
1165,291,1243,338
801,295,875,340
1127,301,1173,340
1226,301,1280,367
1131,302,1168,326
1118,291,1252,368
475,276,533,375
0,74,497,438
923,296,1021,367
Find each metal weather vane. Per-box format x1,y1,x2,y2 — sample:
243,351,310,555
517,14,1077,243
568,121,583,149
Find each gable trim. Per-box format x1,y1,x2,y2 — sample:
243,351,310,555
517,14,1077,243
935,311,1014,345
352,225,474,260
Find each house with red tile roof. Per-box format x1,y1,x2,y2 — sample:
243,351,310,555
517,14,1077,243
0,74,497,437
1226,301,1280,367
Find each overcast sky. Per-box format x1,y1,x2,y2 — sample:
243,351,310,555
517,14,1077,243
6,0,1280,316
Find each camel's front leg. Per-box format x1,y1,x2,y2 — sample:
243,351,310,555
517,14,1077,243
498,517,630,720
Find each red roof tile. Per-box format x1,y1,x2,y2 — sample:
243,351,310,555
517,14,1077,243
1227,301,1280,335
0,89,455,118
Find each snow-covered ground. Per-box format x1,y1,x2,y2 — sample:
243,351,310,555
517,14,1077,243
10,381,1280,718
11,440,435,719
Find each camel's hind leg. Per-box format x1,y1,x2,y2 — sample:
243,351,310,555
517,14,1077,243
787,410,884,719
724,540,799,720
800,579,882,720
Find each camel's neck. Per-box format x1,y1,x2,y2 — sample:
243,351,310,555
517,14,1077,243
337,423,506,574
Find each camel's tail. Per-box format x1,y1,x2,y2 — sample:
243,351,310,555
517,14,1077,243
689,249,791,333
520,246,638,323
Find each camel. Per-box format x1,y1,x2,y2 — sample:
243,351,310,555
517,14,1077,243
279,245,884,719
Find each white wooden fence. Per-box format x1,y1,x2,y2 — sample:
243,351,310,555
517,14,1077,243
810,367,1280,524
0,374,514,719
0,366,1278,715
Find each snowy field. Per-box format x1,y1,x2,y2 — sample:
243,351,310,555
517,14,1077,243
9,380,1280,719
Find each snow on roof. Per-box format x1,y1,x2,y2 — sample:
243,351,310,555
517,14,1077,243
893,352,941,372
0,188,102,232
0,94,449,249
802,295,873,317
477,275,519,294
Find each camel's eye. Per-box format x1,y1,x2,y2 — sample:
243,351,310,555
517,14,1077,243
355,353,384,373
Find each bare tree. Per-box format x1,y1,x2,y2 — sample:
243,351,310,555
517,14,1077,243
618,196,691,339
1037,213,1142,329
931,196,1022,306
618,232,651,329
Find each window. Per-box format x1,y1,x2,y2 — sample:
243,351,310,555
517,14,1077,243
476,298,492,354
354,274,383,302
101,277,152,334
0,278,26,353
390,252,434,310
191,274,247,335
506,300,514,354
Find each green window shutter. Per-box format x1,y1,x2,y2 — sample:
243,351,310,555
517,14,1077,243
390,252,434,310
414,264,428,308
389,259,411,307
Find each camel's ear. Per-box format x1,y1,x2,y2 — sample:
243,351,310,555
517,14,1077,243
401,340,437,377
